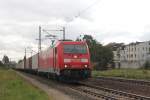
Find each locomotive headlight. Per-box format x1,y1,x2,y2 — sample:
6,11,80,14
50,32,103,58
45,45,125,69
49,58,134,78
81,59,88,62
84,65,88,68
65,65,68,68
64,59,71,63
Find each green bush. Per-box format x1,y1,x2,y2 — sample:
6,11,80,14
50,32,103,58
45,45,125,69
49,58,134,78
143,61,150,69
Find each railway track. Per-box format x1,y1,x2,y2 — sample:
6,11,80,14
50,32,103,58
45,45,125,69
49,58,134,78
70,85,132,100
94,76,150,86
78,81,150,100
86,77,150,97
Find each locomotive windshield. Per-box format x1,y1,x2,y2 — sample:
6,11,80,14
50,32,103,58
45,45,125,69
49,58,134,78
64,44,87,54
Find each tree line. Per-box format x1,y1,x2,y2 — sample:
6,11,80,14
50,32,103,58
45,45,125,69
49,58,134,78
0,55,16,68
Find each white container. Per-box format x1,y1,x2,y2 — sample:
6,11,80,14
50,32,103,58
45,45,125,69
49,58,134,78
32,54,38,70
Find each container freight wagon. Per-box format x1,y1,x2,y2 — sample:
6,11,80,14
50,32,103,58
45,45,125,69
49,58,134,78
25,57,32,72
38,41,91,80
32,54,38,71
25,58,29,70
16,61,24,70
29,57,32,69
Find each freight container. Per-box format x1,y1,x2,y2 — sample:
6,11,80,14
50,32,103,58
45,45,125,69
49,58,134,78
16,61,24,69
32,54,38,70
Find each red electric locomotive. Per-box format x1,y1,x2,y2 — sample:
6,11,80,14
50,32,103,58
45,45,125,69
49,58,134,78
38,41,91,80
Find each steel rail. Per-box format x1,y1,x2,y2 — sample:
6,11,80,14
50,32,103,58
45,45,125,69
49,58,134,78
70,86,118,100
94,76,150,86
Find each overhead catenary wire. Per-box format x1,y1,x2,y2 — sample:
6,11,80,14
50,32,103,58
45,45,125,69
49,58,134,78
64,0,101,39
75,0,100,18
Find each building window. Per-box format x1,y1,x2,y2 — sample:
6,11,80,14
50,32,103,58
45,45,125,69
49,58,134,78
143,54,144,57
146,47,148,51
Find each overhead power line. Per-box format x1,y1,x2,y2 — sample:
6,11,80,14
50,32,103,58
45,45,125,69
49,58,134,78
75,0,100,18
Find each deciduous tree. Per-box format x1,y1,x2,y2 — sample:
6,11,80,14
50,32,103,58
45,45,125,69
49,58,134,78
77,35,113,70
2,55,9,64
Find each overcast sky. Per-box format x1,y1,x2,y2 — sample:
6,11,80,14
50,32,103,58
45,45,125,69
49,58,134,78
0,0,150,61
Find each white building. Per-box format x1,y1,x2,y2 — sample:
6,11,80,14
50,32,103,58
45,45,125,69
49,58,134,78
114,41,150,68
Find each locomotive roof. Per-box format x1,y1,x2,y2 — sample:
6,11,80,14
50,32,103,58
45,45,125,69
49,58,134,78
57,40,86,44
53,41,86,47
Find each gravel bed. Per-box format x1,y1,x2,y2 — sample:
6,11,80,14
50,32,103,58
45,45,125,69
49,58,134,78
88,78,150,97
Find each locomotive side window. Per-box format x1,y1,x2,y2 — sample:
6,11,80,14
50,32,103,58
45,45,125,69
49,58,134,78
64,44,87,54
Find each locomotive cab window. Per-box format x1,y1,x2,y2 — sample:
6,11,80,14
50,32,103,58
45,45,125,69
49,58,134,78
64,44,87,54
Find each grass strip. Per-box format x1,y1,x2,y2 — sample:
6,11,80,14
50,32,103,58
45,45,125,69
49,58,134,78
0,68,51,100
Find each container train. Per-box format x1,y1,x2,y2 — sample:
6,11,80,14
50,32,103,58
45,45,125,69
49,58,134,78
16,41,92,81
